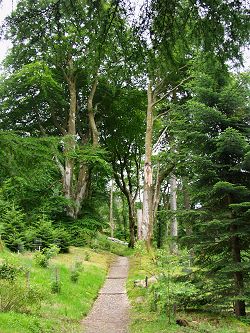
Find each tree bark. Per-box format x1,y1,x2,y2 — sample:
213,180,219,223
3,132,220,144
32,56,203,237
230,224,246,317
137,209,143,240
142,81,154,247
88,78,99,147
110,179,114,237
59,62,99,219
64,61,77,218
128,195,136,248
113,161,137,248
71,77,99,218
153,162,175,220
169,174,178,254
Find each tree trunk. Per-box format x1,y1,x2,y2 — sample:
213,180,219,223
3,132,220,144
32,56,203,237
64,64,77,218
137,209,143,240
230,224,246,317
71,78,99,218
60,65,99,219
169,174,178,254
73,164,90,218
142,81,154,247
128,195,136,248
122,196,128,240
153,163,175,220
88,78,99,147
110,179,114,237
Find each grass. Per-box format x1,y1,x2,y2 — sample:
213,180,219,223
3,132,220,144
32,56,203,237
127,250,250,333
0,246,115,333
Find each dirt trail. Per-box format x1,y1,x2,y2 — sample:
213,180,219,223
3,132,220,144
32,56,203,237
82,256,130,333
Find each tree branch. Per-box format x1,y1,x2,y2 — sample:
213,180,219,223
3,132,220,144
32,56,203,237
152,76,191,108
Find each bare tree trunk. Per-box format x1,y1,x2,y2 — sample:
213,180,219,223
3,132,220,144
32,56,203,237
169,174,178,254
88,78,99,147
73,164,90,218
183,180,194,260
128,195,136,248
110,179,114,237
64,62,77,218
230,224,246,317
137,209,143,240
71,78,99,218
142,81,154,247
153,163,175,220
59,65,99,219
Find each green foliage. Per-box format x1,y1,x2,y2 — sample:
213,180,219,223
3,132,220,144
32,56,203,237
34,252,49,268
34,245,60,268
84,252,90,261
64,216,105,247
70,261,84,283
0,261,23,281
176,68,250,315
50,280,61,294
0,202,26,252
0,280,44,313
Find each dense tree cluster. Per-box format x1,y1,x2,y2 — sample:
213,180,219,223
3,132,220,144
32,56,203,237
0,0,249,316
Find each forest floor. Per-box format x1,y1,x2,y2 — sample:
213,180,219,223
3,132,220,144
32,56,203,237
0,246,115,333
82,256,130,333
0,243,249,333
127,253,250,333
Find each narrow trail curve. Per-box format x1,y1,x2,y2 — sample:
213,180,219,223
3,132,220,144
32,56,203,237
82,256,130,333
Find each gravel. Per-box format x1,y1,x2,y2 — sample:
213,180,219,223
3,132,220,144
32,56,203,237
82,256,130,333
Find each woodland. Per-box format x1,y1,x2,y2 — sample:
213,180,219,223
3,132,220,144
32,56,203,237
0,0,249,331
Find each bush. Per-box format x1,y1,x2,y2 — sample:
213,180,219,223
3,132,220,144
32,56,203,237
0,261,23,280
0,280,44,313
53,228,70,253
91,234,111,251
62,216,103,247
70,261,84,283
70,270,80,283
34,245,60,268
51,280,61,293
84,252,90,261
34,252,49,268
51,267,61,293
25,218,55,250
1,204,26,252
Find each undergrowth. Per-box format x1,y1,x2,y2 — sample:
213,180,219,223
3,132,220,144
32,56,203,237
0,245,114,333
127,245,250,333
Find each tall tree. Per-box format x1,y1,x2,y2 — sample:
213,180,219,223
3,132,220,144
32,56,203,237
1,0,129,219
101,87,146,247
135,0,249,246
177,64,250,316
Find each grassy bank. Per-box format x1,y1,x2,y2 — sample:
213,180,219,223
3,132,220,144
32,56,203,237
0,246,114,333
127,250,250,333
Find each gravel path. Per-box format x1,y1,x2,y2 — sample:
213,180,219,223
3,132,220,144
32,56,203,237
82,256,130,333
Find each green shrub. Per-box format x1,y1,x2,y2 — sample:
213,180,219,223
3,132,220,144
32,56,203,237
91,234,111,251
1,204,26,252
70,261,84,283
70,269,80,283
34,252,49,268
63,216,103,247
44,244,60,259
34,245,60,268
53,228,70,253
84,252,90,261
51,267,61,293
51,280,61,293
0,261,23,280
0,280,44,313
